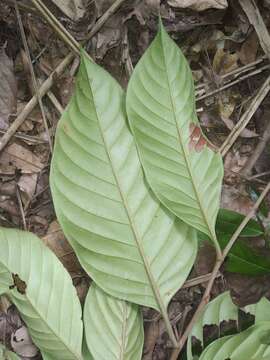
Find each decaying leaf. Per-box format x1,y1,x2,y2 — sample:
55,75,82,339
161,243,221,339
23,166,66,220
221,116,258,138
0,48,17,130
167,0,228,11
11,326,38,357
213,48,238,75
0,144,43,173
50,0,86,21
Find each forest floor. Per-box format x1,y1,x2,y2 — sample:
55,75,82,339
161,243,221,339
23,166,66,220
1,0,270,359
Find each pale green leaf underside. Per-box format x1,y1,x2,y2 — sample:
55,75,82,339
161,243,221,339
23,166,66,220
0,345,20,360
0,228,83,360
199,322,270,360
126,23,223,246
245,297,270,324
187,291,238,359
50,50,197,311
84,284,143,360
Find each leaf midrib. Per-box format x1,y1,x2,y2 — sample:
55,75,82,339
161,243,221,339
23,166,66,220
119,302,127,360
2,239,82,360
83,57,166,313
159,30,217,247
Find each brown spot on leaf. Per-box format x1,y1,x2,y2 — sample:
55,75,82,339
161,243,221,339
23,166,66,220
189,123,216,152
10,274,27,295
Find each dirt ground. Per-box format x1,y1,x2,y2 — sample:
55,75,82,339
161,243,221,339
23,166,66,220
1,0,270,359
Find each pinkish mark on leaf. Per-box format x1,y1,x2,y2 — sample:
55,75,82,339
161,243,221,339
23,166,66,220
189,123,216,152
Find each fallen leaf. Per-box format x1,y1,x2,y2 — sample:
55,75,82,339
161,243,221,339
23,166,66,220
11,326,38,357
18,173,38,207
167,0,228,11
0,144,43,173
213,48,239,75
239,31,259,65
42,221,82,275
0,48,17,130
50,0,86,21
218,96,236,119
221,185,255,216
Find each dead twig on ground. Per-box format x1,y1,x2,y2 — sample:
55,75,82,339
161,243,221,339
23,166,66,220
219,74,270,156
241,120,270,177
0,0,127,152
239,0,270,60
14,0,53,152
170,181,270,359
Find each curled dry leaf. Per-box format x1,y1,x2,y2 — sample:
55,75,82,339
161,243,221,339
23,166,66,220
11,326,38,357
221,116,259,138
50,0,86,21
0,48,17,130
167,0,228,11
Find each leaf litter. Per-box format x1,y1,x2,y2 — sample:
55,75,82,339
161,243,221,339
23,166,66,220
1,0,270,359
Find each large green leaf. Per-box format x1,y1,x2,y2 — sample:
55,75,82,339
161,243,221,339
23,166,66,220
199,322,270,360
50,50,197,316
0,227,83,360
84,283,143,360
126,22,223,250
187,291,238,360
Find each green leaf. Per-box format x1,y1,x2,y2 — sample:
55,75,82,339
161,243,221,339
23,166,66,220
216,209,263,237
245,297,270,324
0,227,83,360
50,50,197,317
84,283,143,360
187,291,238,360
126,21,223,249
0,345,20,360
199,322,270,360
219,235,270,275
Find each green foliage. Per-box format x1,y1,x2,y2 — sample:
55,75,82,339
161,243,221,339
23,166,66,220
199,323,270,360
0,346,20,360
187,291,238,360
84,283,143,360
245,297,270,324
126,22,223,250
0,228,83,360
50,48,197,313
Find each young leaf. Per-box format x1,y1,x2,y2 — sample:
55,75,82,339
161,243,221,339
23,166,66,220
219,235,270,275
50,50,197,319
216,209,263,237
84,283,143,360
0,227,83,360
199,322,270,360
187,291,238,360
126,21,223,251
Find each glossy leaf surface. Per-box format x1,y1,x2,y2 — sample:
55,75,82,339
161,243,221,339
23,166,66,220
84,284,143,360
0,227,83,360
50,50,197,312
126,22,223,248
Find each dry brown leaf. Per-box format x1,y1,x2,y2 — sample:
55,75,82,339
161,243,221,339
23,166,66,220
0,48,17,130
50,0,86,21
11,326,38,357
239,31,259,65
18,173,38,207
167,0,228,11
42,221,82,275
213,48,238,75
221,185,255,216
0,144,43,173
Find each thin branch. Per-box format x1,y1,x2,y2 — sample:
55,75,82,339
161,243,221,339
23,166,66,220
170,181,270,359
0,0,127,152
219,74,270,157
14,0,53,152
